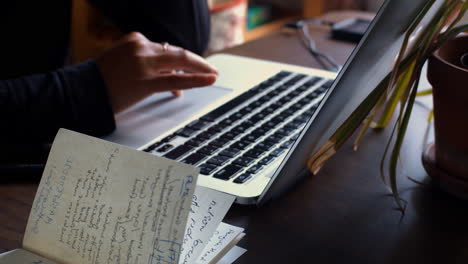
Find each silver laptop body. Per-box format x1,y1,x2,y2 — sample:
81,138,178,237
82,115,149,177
104,0,440,205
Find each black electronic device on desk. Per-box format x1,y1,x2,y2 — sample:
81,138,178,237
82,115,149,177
331,18,372,43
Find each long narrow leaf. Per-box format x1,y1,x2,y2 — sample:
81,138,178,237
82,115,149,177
416,89,433,96
388,71,421,211
372,60,417,128
306,76,390,173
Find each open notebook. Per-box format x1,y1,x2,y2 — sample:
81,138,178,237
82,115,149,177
0,129,245,264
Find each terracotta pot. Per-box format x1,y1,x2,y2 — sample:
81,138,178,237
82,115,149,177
424,34,468,199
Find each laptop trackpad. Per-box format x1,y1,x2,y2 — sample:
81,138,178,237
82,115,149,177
104,85,233,148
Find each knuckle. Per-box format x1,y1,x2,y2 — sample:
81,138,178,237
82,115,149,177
172,48,189,61
126,32,145,40
181,49,190,61
130,38,147,50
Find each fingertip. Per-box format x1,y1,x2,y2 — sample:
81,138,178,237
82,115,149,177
203,73,218,86
172,90,183,97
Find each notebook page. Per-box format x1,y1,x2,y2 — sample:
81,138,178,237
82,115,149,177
179,187,235,264
23,129,198,264
197,223,245,264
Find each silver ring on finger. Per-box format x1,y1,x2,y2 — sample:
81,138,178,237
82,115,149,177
162,42,169,52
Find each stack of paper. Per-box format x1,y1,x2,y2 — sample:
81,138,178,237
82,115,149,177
0,129,246,264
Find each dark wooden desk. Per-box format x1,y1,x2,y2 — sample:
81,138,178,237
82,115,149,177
1,11,468,264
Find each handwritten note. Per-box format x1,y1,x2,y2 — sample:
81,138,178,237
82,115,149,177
0,249,58,264
179,187,235,264
23,129,198,264
197,223,245,264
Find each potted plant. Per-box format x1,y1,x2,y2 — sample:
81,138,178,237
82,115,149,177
306,0,468,210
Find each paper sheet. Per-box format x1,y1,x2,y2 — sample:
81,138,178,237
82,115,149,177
23,129,198,264
179,187,235,264
0,249,58,264
216,246,247,264
197,223,245,264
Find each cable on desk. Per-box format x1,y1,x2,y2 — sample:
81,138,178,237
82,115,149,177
285,19,342,72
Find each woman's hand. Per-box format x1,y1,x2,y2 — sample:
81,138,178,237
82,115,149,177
96,32,218,113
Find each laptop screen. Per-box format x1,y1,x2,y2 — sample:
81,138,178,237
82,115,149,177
258,0,443,205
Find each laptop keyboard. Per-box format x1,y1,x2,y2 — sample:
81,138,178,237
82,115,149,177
143,71,332,184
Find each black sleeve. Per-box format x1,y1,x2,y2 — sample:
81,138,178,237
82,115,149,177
0,60,116,145
87,0,211,55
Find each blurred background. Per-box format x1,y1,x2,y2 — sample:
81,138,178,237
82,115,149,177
72,0,468,63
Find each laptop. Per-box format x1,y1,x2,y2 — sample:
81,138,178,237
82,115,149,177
103,0,438,205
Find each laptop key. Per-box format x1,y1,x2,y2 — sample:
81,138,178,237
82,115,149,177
267,89,281,97
248,100,264,109
269,102,283,110
144,141,164,152
233,173,252,184
229,112,245,121
247,164,264,174
219,118,236,127
267,135,284,143
243,133,262,143
210,138,230,148
186,138,205,147
208,124,228,133
187,120,211,130
207,155,231,166
305,77,321,87
256,141,276,151
285,121,304,130
198,130,219,140
219,148,241,158
201,90,257,122
164,145,194,160
257,95,272,103
221,131,238,140
231,124,250,134
244,148,265,159
231,141,252,150
156,144,174,153
181,153,206,165
214,165,243,180
233,156,255,167
199,163,218,175
259,155,276,165
253,127,269,136
271,148,286,157
306,92,320,100
198,145,219,155
276,127,295,136
281,140,295,149
176,128,197,138
294,115,309,124
263,120,281,129
316,86,328,93
241,120,255,127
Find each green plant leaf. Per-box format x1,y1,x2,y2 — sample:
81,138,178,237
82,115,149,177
372,60,417,129
388,71,421,211
416,89,433,96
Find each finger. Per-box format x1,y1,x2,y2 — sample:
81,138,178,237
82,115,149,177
149,45,218,74
148,73,217,92
120,32,148,43
172,90,183,97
